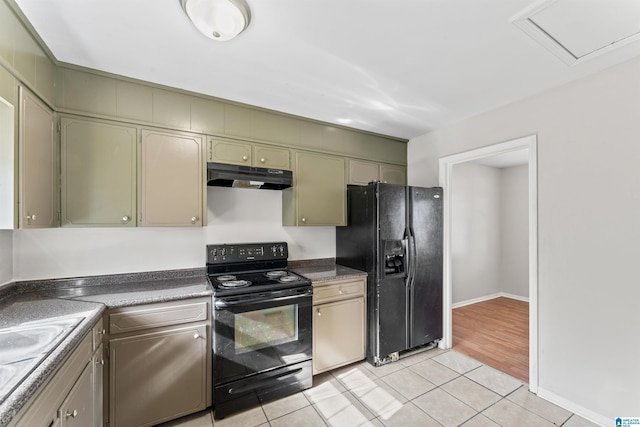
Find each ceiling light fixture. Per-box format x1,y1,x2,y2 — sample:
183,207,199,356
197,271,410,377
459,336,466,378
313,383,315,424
180,0,251,41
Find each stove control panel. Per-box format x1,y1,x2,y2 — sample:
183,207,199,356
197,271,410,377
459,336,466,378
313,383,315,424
207,242,288,264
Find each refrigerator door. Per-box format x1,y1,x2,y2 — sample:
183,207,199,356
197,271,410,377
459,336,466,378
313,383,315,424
376,183,410,358
408,186,443,348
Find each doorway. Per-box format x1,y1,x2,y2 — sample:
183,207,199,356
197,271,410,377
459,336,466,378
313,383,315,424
438,134,538,392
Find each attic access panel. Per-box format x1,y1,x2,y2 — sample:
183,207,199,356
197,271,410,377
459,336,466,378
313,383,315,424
512,0,640,65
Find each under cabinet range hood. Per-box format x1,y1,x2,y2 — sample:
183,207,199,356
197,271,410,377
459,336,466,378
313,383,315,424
207,162,293,190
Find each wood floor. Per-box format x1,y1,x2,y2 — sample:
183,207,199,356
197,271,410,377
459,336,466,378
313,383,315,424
452,296,529,383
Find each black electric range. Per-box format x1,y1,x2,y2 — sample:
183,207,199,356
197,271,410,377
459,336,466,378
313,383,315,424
206,242,313,419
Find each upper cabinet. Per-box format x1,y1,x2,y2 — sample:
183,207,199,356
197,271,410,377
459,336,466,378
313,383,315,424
61,117,137,227
208,137,290,169
348,159,406,186
140,129,204,227
283,151,345,226
19,87,57,228
380,164,406,185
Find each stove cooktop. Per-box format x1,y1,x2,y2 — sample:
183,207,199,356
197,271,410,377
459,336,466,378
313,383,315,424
208,270,311,296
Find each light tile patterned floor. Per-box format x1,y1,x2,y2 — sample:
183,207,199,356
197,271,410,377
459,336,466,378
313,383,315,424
158,349,600,427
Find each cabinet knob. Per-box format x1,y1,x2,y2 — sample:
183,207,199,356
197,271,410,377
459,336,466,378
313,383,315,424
122,215,130,223
26,214,36,221
96,328,105,336
191,216,198,224
339,288,344,295
301,217,306,223
242,155,248,161
316,308,322,316
260,158,266,163
194,333,201,339
97,359,105,365
65,410,78,418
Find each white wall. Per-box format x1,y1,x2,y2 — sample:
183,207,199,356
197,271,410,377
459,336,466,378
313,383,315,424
499,164,528,298
408,56,640,422
451,162,501,304
0,230,11,285
12,187,335,281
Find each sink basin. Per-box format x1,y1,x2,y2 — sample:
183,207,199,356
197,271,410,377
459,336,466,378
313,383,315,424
0,317,82,401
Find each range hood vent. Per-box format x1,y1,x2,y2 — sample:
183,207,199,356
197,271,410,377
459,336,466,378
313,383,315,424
207,162,292,190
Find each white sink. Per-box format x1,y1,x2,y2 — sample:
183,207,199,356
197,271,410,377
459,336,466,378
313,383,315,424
0,317,82,401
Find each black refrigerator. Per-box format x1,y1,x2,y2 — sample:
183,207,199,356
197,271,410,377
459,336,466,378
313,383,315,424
336,182,443,366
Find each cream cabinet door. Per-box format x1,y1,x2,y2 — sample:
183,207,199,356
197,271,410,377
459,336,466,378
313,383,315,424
109,324,209,427
19,87,56,228
59,363,94,427
348,159,379,185
208,137,252,165
285,151,345,226
253,144,290,169
140,129,203,226
380,164,406,185
61,118,137,227
313,297,365,374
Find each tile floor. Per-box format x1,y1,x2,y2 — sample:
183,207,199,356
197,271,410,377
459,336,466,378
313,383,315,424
159,349,600,427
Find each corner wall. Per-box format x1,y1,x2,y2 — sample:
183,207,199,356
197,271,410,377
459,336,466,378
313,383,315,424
499,164,528,298
451,162,501,304
408,56,640,422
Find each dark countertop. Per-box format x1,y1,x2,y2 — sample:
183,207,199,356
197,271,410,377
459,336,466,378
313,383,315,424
0,269,213,427
289,259,367,283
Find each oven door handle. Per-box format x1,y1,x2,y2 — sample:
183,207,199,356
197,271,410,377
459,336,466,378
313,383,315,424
214,290,311,309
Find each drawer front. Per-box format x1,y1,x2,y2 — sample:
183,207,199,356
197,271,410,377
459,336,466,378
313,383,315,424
109,300,209,335
313,278,365,305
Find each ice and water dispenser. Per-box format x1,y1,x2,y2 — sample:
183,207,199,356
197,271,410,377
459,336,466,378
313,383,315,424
383,240,406,275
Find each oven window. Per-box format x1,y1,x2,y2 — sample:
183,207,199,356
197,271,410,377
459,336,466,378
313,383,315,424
234,304,299,354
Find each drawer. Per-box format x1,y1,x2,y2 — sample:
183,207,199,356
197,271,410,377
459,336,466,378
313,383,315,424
109,299,209,336
313,278,366,305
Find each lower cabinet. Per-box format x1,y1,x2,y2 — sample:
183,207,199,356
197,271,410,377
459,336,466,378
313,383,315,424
106,298,211,427
9,319,104,427
312,277,366,375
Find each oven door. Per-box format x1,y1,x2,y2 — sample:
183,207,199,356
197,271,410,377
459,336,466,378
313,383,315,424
213,286,312,386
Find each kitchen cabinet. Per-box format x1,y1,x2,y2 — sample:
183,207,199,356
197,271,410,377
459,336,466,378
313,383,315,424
19,87,57,228
106,298,211,427
348,159,406,186
140,129,205,227
380,164,406,185
312,277,366,375
208,136,291,169
8,319,103,427
60,117,137,227
283,151,345,226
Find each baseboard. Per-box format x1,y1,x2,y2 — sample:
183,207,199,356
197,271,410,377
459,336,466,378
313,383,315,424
452,292,529,309
537,387,608,427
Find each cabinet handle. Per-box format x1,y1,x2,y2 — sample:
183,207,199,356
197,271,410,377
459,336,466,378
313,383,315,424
316,308,322,316
97,359,104,365
122,215,130,223
65,410,78,418
194,333,201,339
260,158,266,163
191,216,198,224
301,217,306,223
242,155,248,161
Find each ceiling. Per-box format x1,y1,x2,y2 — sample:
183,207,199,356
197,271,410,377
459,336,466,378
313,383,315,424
12,0,640,140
